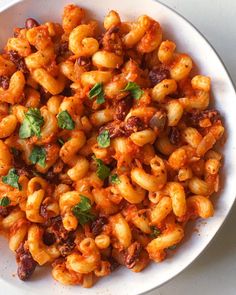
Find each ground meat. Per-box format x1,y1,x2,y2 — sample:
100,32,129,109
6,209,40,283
91,216,108,236
42,217,75,256
99,121,125,139
43,169,60,184
0,206,12,217
168,127,181,145
0,76,10,90
77,57,91,71
8,50,29,74
57,41,69,56
123,116,145,136
125,242,142,269
114,96,133,121
187,109,221,127
58,237,75,257
149,109,167,132
149,66,170,87
102,25,123,55
16,243,37,281
25,18,39,29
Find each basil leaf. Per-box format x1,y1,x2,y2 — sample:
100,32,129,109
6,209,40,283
29,146,46,167
122,82,144,99
110,174,121,184
57,110,75,130
97,130,110,148
0,196,10,207
72,195,95,225
150,226,161,238
2,168,21,190
93,156,110,180
89,83,105,104
19,108,44,139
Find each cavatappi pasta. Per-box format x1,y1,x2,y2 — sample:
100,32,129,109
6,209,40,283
0,4,224,287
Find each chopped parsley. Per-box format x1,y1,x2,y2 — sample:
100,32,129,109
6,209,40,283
110,173,121,184
2,168,21,190
19,108,44,139
29,146,46,167
93,156,110,180
122,82,144,99
150,226,161,238
57,110,75,130
97,130,110,148
72,195,95,225
0,196,10,207
89,83,105,104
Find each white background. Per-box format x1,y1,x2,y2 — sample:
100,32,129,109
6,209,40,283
0,0,235,294
149,1,236,294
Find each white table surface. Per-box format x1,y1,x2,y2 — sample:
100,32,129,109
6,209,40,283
0,0,235,294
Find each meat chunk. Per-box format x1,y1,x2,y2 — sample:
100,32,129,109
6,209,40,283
149,66,170,87
16,243,37,281
123,116,145,136
114,96,133,121
8,50,29,73
91,216,108,236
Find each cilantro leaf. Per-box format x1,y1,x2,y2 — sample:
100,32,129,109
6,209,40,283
93,156,110,180
72,195,95,225
57,110,75,130
2,168,21,190
150,226,161,238
0,196,10,207
89,83,105,104
97,130,110,148
19,108,44,139
29,146,46,167
110,173,121,184
122,82,144,99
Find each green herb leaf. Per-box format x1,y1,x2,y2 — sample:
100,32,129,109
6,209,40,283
96,93,105,104
93,156,110,180
122,82,144,99
29,146,46,167
150,226,161,238
0,196,10,207
2,168,21,190
19,108,44,139
89,83,105,104
57,110,75,130
168,245,177,250
97,130,110,148
72,195,95,225
57,138,65,146
110,173,121,184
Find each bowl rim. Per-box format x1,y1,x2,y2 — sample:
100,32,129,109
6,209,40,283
0,0,235,294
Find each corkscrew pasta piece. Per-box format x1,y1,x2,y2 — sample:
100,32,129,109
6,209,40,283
0,3,225,288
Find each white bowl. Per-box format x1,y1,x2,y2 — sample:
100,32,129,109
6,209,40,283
0,0,236,294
